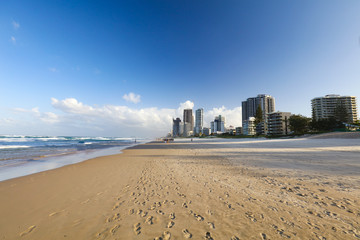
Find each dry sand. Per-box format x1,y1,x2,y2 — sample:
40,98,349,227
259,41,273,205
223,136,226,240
0,135,360,239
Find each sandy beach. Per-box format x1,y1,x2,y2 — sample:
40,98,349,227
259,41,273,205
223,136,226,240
1,134,360,239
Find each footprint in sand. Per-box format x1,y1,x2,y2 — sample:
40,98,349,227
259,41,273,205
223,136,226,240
204,232,214,240
110,225,120,234
112,213,120,221
182,229,192,238
157,209,165,215
49,210,64,217
260,233,267,239
141,211,148,217
20,225,36,237
163,231,171,240
207,222,215,229
146,216,154,225
133,223,141,235
169,212,175,220
194,213,204,221
167,221,175,228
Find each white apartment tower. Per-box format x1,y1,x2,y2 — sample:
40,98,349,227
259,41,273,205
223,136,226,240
311,95,358,123
194,108,204,134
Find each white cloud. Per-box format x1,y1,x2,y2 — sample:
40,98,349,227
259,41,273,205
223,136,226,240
8,98,242,137
123,92,141,104
10,36,16,44
12,21,20,30
174,100,194,118
14,107,60,124
204,106,242,128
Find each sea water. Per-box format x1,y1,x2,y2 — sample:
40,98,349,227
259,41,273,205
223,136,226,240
0,135,148,181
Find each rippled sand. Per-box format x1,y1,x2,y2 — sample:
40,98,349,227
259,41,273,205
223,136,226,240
1,134,359,239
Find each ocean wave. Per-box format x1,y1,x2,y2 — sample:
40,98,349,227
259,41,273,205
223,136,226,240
0,135,136,142
0,145,31,150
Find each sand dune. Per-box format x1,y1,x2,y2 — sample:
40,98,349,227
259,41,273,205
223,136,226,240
0,138,359,239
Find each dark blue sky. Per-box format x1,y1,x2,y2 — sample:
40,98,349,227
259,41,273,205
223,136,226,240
1,1,360,136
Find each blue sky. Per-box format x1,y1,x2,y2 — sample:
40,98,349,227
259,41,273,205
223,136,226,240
1,1,360,137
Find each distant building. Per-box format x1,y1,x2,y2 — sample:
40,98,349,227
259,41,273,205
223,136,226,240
183,122,193,137
172,118,181,137
211,115,225,134
201,127,211,136
235,127,242,135
311,95,358,123
194,108,204,134
226,125,236,135
243,117,256,135
183,109,194,136
267,111,291,135
242,94,275,134
242,94,275,123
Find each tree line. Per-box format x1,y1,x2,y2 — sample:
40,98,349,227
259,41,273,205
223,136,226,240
288,103,358,135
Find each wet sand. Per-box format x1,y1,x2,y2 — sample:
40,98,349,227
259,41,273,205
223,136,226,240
0,135,359,239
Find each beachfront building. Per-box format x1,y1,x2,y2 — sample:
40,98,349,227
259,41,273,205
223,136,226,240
172,118,181,137
311,95,358,123
194,108,204,135
235,127,242,135
226,125,236,135
267,111,291,136
182,122,193,137
242,94,275,134
201,127,211,136
242,117,256,135
183,109,194,136
211,115,225,134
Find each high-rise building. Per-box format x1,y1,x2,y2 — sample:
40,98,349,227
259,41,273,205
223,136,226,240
267,111,291,135
211,115,225,133
242,94,275,123
242,94,275,134
183,109,194,136
194,108,204,134
172,118,181,137
242,117,256,135
311,95,358,123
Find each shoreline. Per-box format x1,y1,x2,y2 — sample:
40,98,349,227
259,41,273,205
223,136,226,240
0,140,149,182
1,138,359,239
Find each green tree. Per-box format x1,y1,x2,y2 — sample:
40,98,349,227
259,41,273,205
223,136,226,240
289,114,311,135
334,101,349,123
254,105,263,125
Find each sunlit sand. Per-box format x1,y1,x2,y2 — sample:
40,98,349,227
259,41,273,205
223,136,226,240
0,133,359,239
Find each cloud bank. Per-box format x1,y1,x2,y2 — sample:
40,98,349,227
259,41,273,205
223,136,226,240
6,98,242,137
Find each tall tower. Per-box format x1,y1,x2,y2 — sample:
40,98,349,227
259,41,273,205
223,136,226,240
183,109,194,136
172,118,181,137
195,108,204,134
242,94,275,123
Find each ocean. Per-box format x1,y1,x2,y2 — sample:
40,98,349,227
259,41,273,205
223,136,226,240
0,135,148,181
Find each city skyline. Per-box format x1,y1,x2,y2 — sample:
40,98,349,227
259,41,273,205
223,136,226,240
1,1,360,137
